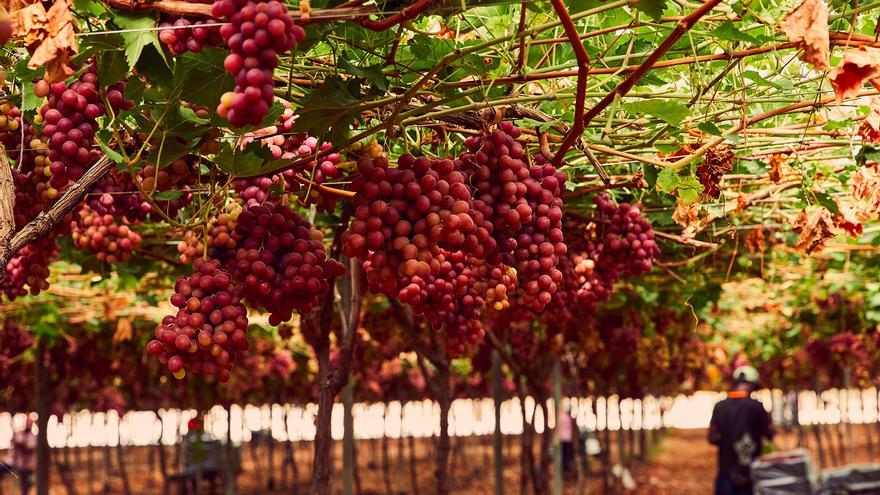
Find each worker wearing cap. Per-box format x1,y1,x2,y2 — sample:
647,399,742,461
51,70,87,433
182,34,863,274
708,365,775,495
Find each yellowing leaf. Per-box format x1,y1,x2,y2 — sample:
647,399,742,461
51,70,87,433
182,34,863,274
780,0,830,71
829,47,880,103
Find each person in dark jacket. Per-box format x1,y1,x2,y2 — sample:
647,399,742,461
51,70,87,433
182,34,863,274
709,365,775,495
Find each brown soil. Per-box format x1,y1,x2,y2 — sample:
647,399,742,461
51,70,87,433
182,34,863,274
1,423,877,494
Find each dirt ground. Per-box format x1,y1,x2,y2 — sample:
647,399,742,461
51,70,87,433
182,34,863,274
1,423,877,494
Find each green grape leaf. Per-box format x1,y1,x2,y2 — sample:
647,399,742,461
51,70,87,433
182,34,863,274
623,99,690,126
114,14,169,69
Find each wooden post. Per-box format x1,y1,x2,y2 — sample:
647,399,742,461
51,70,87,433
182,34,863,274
552,360,562,495
342,380,354,495
492,350,504,495
35,339,50,495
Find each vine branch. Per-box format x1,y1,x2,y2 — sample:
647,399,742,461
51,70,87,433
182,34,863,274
0,157,114,283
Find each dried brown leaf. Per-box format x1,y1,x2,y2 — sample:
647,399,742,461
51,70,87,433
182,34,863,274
768,153,789,183
29,0,76,82
780,0,830,71
793,207,836,254
9,1,46,45
829,47,880,103
851,164,880,219
672,201,701,240
835,204,863,238
744,228,767,253
10,0,76,82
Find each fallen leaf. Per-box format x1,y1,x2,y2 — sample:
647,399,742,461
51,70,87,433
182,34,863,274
10,0,77,82
671,200,701,240
793,207,836,254
835,204,863,238
851,164,880,219
780,0,830,71
829,47,880,103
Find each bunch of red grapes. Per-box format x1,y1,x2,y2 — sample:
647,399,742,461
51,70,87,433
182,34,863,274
234,107,343,211
398,250,486,355
71,206,143,264
159,1,223,55
593,193,659,277
343,152,492,295
177,209,240,264
0,102,21,147
212,0,305,127
147,259,249,382
137,157,198,219
1,235,59,301
35,66,133,189
87,172,145,222
459,122,567,311
231,201,345,325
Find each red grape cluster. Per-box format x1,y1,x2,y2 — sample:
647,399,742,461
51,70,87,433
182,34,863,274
212,0,305,127
231,201,345,325
147,259,249,382
398,250,486,356
36,67,133,189
87,172,145,222
159,2,223,55
0,102,21,146
177,209,240,264
559,195,659,308
593,193,659,276
1,235,59,301
460,123,566,311
71,205,143,264
473,261,516,312
233,173,286,205
0,321,35,360
343,153,492,294
137,157,198,219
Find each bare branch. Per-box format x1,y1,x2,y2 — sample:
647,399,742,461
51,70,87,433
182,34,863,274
0,145,15,266
0,156,114,282
105,0,378,22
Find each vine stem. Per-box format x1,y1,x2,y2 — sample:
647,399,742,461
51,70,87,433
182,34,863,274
579,0,724,128
105,0,377,22
359,0,436,31
548,0,589,165
0,157,115,283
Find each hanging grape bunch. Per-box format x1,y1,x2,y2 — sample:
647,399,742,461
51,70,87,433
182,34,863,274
87,172,145,222
212,0,305,126
342,152,493,295
459,122,567,311
137,157,198,219
231,201,345,325
71,205,143,264
593,193,659,276
0,102,21,147
159,1,223,55
1,236,59,301
177,209,241,266
147,259,249,382
34,66,133,189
